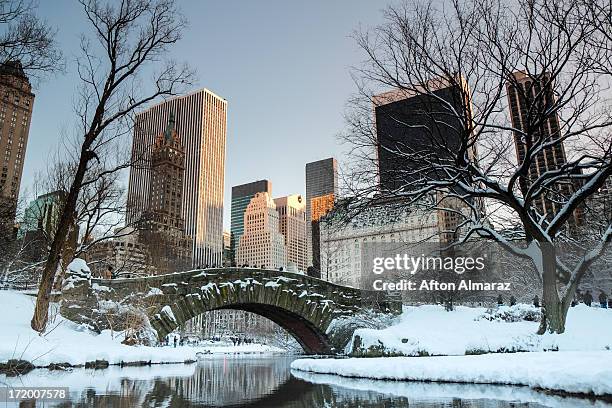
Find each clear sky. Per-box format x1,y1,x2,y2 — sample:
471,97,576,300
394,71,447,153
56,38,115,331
22,0,387,229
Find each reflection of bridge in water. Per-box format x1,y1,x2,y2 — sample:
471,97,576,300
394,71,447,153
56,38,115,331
63,357,415,407
60,267,401,354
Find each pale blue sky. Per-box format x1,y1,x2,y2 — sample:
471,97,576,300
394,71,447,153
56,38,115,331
22,1,387,228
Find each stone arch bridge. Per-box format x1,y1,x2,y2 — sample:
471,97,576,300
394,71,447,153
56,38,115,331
60,267,401,354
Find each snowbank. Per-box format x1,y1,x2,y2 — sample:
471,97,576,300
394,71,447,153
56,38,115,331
291,351,612,396
0,291,286,366
348,304,612,356
292,369,612,408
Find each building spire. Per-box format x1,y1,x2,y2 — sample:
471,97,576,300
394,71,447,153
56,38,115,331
164,112,176,142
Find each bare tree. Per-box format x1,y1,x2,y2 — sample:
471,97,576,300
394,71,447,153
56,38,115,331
343,0,612,333
31,0,193,332
0,0,62,75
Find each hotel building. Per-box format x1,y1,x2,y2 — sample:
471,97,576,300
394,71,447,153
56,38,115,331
0,61,34,216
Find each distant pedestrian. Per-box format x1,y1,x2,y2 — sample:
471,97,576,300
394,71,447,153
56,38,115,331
510,296,516,306
599,291,608,308
497,294,503,306
173,337,177,348
584,290,593,307
533,295,540,308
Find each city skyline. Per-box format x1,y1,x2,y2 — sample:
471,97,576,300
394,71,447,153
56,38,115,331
18,1,387,230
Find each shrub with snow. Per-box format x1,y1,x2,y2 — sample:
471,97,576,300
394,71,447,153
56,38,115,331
476,304,541,323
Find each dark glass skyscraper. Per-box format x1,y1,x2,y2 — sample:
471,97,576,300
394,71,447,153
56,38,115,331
373,80,472,193
305,158,338,272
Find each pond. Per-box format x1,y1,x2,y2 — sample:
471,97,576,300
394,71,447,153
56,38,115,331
1,356,609,407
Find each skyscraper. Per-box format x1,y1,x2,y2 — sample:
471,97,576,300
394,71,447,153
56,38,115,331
230,180,272,264
506,71,579,222
236,192,287,269
0,61,34,206
140,113,192,273
305,158,338,272
373,78,474,193
274,194,307,272
127,89,227,268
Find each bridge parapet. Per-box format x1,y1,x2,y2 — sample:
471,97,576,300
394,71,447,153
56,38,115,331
60,267,402,354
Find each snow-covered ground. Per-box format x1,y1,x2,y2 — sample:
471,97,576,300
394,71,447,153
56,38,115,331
0,291,286,366
347,304,612,356
292,369,612,408
292,303,612,396
291,351,612,396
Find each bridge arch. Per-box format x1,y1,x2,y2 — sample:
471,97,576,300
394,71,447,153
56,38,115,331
155,301,334,354
60,267,402,355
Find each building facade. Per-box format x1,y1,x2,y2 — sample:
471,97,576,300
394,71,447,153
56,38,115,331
184,310,277,342
319,198,442,288
19,190,78,264
139,113,192,274
126,89,227,268
20,191,66,238
274,194,307,272
0,61,34,207
85,227,151,279
506,71,580,224
236,192,287,269
222,230,231,266
230,180,272,264
373,78,475,193
305,158,338,272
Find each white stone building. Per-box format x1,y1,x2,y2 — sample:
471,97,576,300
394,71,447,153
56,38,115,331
236,192,287,269
319,199,443,288
274,195,307,272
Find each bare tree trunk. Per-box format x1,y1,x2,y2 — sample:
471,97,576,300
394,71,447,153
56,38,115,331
31,158,88,331
538,245,565,334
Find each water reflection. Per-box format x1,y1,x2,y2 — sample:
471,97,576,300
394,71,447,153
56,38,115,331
1,356,610,408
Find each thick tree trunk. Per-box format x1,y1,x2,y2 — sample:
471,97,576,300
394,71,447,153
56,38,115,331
31,153,90,332
537,244,566,334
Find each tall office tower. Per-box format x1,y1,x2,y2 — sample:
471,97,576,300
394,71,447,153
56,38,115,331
506,71,579,223
230,180,272,264
274,194,307,272
236,192,287,269
127,89,227,267
373,77,475,193
305,158,338,272
140,114,192,274
0,61,34,206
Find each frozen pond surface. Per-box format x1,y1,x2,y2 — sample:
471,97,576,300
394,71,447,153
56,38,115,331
1,355,610,407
